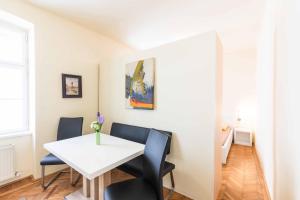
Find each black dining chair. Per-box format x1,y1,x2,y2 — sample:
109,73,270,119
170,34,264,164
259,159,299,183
40,117,83,190
104,129,169,200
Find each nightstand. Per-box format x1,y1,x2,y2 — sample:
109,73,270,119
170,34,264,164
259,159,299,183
234,127,253,146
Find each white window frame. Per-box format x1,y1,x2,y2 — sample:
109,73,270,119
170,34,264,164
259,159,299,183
0,11,35,138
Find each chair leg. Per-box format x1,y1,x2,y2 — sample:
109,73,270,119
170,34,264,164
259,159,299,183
165,171,175,200
41,165,45,189
170,171,175,189
41,165,66,190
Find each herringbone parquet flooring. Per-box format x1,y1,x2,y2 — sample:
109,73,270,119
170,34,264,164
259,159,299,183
217,145,270,200
0,145,269,200
0,169,191,200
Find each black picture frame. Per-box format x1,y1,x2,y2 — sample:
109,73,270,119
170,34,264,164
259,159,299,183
62,74,82,98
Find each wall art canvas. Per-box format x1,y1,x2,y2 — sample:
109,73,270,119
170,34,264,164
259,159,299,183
125,58,154,110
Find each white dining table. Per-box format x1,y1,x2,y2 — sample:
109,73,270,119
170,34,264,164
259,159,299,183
43,133,145,200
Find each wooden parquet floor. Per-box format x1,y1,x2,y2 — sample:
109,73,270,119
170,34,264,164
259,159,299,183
217,145,270,200
0,145,269,200
0,169,191,200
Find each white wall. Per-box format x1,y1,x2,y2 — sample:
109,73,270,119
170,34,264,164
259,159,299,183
273,0,300,199
257,0,300,199
214,36,223,199
222,49,257,130
100,32,222,200
0,0,131,180
256,1,275,198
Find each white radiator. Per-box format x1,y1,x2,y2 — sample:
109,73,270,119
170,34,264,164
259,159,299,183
0,145,15,182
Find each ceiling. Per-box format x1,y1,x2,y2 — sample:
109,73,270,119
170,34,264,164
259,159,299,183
26,0,265,51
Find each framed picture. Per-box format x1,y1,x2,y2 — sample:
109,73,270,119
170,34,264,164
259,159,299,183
125,58,155,110
62,74,82,98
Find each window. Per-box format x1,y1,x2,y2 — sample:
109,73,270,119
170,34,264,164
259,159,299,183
0,21,29,135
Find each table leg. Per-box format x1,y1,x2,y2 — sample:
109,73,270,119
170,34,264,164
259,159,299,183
90,171,111,200
70,167,73,184
91,177,99,200
99,171,111,199
83,177,90,197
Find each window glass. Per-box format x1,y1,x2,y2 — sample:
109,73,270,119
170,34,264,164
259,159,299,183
0,22,28,134
0,26,26,65
0,100,27,133
0,66,25,99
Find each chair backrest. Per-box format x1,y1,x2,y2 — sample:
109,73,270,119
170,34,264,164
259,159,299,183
153,129,172,155
110,122,150,144
143,129,169,200
110,122,172,154
57,117,83,141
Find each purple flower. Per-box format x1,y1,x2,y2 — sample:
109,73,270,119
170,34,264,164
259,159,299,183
97,112,105,124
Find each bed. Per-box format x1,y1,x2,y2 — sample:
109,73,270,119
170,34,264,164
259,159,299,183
221,128,233,164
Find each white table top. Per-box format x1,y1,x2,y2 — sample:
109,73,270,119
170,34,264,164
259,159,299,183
44,133,145,180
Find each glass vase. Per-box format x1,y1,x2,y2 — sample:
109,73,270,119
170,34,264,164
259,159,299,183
96,131,100,145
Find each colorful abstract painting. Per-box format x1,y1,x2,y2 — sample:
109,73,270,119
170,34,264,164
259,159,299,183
125,58,155,110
